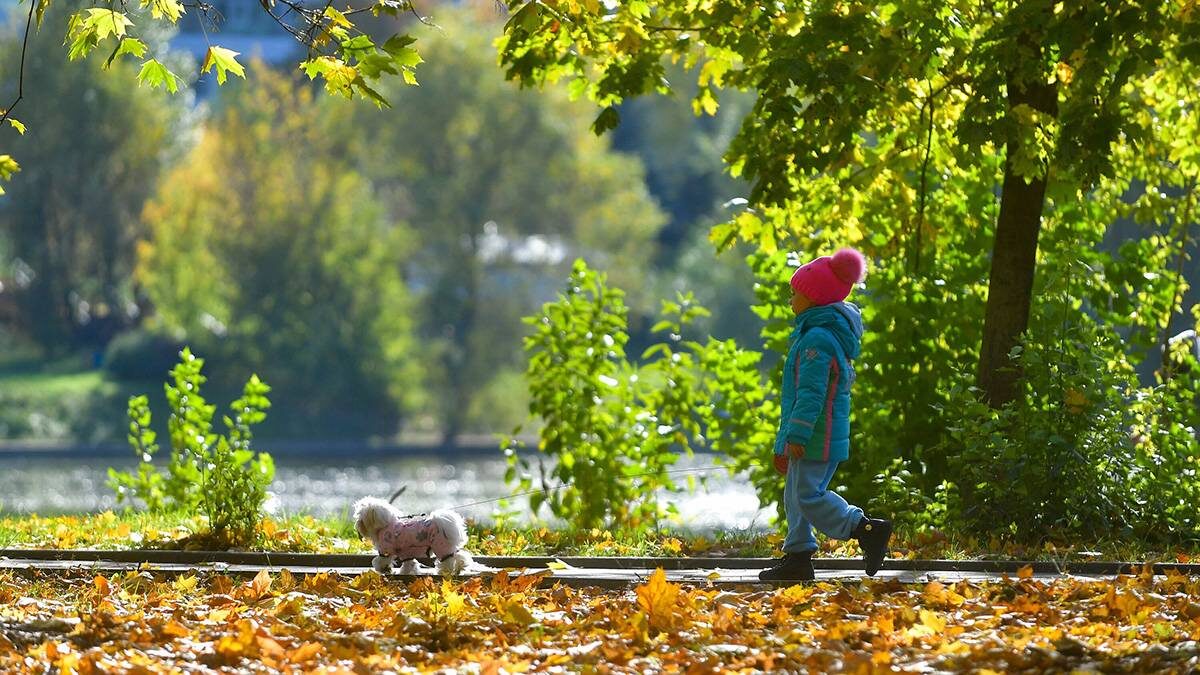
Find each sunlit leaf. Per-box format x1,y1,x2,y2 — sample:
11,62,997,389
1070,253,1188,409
137,59,180,93
202,46,246,85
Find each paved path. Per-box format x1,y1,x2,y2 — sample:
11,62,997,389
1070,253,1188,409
2,550,1195,588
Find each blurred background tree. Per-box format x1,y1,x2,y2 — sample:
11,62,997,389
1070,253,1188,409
137,66,422,437
341,13,668,442
0,2,186,357
1,5,763,443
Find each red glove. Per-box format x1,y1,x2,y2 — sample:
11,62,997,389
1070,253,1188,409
773,454,788,475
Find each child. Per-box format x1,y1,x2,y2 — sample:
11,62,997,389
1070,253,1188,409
759,247,892,581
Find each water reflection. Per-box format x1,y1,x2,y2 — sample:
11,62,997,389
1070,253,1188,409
0,454,773,530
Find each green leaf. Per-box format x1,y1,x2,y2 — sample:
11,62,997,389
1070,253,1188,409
390,46,423,68
8,118,25,135
299,57,336,80
340,34,375,59
137,59,180,93
143,0,185,22
353,75,392,109
357,53,398,80
591,106,620,135
381,34,417,54
86,8,134,40
66,8,134,61
324,5,352,28
105,37,148,69
35,0,50,28
373,0,407,17
202,46,246,85
299,57,360,98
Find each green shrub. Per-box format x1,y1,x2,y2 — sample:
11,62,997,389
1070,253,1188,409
108,348,275,546
945,316,1148,541
1127,319,1200,540
867,456,955,534
505,260,772,530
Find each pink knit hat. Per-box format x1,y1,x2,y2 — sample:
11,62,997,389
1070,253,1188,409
789,248,867,305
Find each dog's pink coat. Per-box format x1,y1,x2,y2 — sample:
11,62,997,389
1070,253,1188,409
374,517,458,559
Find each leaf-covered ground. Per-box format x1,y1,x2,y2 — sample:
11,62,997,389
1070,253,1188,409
6,512,1200,564
3,566,1200,673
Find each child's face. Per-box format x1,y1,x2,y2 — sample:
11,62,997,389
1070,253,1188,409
790,288,814,315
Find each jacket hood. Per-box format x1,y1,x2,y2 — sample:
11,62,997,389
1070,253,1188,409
792,302,863,359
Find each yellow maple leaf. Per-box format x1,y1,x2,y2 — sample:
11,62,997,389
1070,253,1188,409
256,635,286,658
919,609,946,632
215,619,258,659
635,568,679,634
288,641,323,664
277,568,296,591
501,598,537,627
247,569,272,599
173,575,198,593
161,619,190,638
442,581,467,618
779,584,815,605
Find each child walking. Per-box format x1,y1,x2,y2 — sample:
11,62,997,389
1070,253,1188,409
759,247,892,581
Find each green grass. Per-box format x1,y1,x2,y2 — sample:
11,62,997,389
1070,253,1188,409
0,363,160,442
0,354,406,441
0,511,364,552
0,510,775,556
0,370,109,395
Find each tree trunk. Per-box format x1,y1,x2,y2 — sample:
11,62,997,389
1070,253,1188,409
439,232,481,450
977,64,1058,408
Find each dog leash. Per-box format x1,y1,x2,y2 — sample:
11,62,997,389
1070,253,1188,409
442,464,729,512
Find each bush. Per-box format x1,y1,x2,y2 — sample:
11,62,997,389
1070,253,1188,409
102,329,183,381
945,315,1149,541
1126,320,1200,540
108,348,275,547
505,260,772,530
867,456,955,535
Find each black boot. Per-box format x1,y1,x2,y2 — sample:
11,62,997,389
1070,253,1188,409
758,550,815,581
853,515,893,576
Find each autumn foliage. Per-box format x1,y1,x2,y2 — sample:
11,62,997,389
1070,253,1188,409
2,566,1200,673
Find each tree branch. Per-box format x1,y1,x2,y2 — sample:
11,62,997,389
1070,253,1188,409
913,78,936,274
0,0,37,131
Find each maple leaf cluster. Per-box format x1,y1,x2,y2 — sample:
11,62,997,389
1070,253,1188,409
2,567,1200,673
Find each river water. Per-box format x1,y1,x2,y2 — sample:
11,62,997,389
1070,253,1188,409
0,453,774,531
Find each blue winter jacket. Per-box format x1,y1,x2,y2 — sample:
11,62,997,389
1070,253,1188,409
773,302,864,463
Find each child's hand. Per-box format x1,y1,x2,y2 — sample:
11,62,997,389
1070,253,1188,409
773,454,788,475
786,442,805,459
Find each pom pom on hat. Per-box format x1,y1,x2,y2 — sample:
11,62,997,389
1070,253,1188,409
789,247,867,306
830,248,867,284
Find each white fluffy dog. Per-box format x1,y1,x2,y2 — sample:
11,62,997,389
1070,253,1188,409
352,496,473,576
